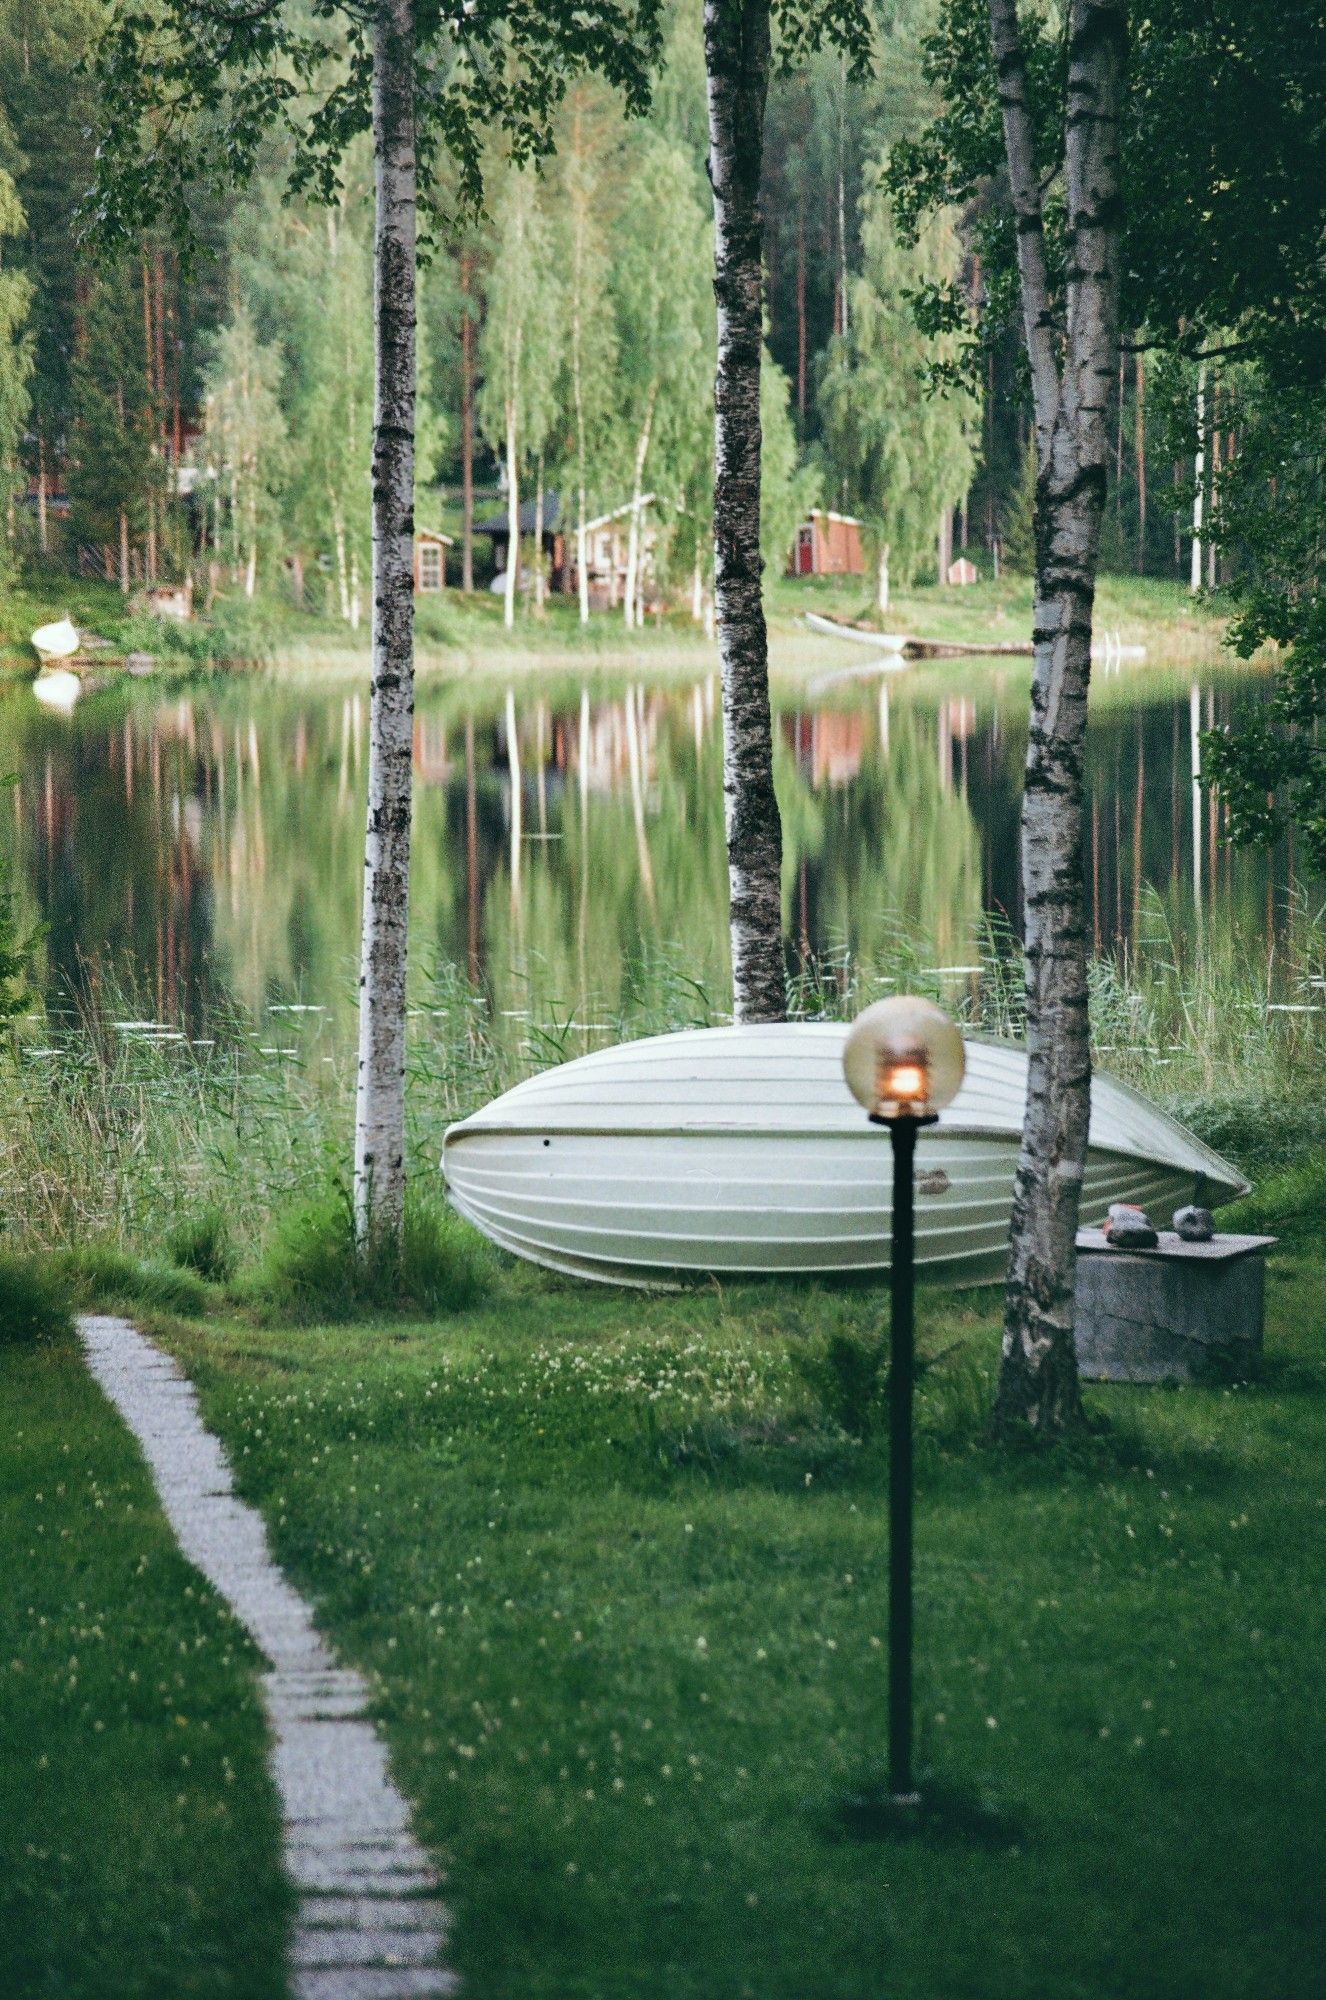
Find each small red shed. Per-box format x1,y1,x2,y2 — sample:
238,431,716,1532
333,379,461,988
789,509,865,578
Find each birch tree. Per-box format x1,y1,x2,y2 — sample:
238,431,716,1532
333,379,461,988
615,136,710,629
200,307,286,597
479,169,562,632
702,0,871,1023
704,0,785,1021
90,0,665,1255
978,0,1127,1433
557,89,620,624
884,0,1129,1431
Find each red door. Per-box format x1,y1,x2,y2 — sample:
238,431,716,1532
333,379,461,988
796,525,815,576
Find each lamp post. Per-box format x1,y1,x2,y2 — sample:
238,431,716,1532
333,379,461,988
843,996,965,1810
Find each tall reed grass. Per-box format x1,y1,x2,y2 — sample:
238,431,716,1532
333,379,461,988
2,899,1323,1262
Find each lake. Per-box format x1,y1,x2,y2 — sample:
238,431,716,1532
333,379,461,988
0,643,1315,1052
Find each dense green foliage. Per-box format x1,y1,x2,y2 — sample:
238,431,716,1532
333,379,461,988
0,1248,70,1345
888,0,1326,858
819,191,977,586
251,1183,490,1321
0,0,1242,628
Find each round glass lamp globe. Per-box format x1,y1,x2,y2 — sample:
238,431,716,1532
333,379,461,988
842,996,966,1120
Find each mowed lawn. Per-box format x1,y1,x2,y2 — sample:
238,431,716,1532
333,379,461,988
0,1334,291,1999
156,1232,1326,2000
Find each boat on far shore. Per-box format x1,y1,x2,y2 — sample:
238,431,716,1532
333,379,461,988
803,610,1145,664
30,616,81,666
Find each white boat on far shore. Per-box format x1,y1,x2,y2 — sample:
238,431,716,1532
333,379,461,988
805,611,908,652
30,616,81,665
442,1024,1247,1289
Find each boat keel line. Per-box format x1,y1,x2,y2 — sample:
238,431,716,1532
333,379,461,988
78,1315,456,2000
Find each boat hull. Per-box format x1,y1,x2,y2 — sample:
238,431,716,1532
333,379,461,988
442,1025,1248,1290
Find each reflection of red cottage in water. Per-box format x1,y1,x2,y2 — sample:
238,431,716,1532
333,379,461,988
788,508,865,578
783,710,865,787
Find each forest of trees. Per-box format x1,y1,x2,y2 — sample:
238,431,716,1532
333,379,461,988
0,0,1230,620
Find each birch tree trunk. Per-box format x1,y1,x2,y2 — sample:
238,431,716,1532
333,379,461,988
568,126,592,627
460,248,475,595
988,0,1127,1436
353,0,416,1252
533,456,545,615
704,0,786,1024
1134,348,1146,571
573,325,590,622
332,495,350,622
1190,362,1206,593
503,400,519,631
623,386,656,633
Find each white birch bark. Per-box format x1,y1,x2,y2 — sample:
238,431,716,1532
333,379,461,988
623,386,656,632
988,0,1127,1434
353,0,416,1251
876,541,890,614
1190,362,1206,594
574,332,591,622
503,400,519,631
533,457,545,615
704,0,786,1024
569,147,592,627
332,494,350,622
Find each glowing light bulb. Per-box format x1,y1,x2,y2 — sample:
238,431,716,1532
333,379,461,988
884,1060,927,1104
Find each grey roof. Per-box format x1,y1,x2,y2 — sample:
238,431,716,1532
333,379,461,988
475,491,562,538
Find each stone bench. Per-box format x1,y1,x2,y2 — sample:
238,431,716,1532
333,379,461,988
1074,1228,1276,1386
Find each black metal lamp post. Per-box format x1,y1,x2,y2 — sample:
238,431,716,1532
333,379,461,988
843,997,965,1810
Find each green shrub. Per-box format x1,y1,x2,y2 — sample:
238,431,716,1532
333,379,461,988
0,1251,73,1347
252,1184,488,1321
787,1306,889,1440
167,1205,236,1283
45,1243,212,1317
1221,1155,1326,1244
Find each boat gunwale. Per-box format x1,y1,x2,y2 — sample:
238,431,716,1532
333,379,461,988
441,1120,1248,1199
439,1027,1250,1201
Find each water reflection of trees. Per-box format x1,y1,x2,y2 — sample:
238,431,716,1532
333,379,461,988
0,666,1314,1049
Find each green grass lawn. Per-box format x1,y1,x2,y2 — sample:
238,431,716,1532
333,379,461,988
144,1202,1326,2000
0,1332,291,1998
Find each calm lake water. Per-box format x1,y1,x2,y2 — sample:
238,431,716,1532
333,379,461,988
0,642,1315,1046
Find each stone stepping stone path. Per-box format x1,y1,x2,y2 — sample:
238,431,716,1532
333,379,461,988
79,1315,456,2000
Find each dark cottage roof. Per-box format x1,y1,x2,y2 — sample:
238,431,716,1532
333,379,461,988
475,491,562,538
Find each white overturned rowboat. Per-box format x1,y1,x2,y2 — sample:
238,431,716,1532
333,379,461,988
441,1024,1247,1289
